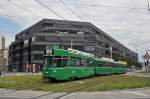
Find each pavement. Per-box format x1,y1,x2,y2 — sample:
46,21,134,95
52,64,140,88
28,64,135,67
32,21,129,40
0,88,150,99
0,72,41,76
125,70,150,77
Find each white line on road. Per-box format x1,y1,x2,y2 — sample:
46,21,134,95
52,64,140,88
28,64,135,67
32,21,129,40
125,91,150,97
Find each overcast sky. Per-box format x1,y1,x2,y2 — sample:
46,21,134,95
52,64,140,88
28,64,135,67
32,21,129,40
0,0,150,62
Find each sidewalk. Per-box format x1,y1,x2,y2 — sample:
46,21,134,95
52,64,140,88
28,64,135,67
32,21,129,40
0,71,41,77
126,71,150,77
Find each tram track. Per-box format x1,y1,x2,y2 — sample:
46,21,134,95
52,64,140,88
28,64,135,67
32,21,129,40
32,80,86,99
33,76,107,99
53,79,105,99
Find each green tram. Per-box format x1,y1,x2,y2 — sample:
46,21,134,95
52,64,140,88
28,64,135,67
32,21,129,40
43,45,127,81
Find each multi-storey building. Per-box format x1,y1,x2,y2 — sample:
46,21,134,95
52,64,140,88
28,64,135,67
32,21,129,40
9,19,138,71
0,34,5,49
0,49,8,71
0,34,7,71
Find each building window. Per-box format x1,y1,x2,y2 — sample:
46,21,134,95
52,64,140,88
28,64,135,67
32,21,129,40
71,25,83,28
41,29,57,33
105,43,109,48
42,23,54,27
45,37,58,42
112,47,118,51
31,45,46,51
96,41,103,46
73,46,84,51
36,36,59,42
32,36,36,42
77,31,84,35
23,55,28,61
85,37,95,41
105,50,109,55
24,39,29,45
69,30,77,34
84,46,95,51
33,54,43,60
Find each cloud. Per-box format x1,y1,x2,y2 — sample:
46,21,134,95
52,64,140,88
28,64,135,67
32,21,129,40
0,0,150,61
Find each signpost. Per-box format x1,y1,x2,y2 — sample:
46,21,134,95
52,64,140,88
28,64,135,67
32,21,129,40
143,51,150,69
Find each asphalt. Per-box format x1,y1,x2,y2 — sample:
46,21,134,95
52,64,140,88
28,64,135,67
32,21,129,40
0,88,150,99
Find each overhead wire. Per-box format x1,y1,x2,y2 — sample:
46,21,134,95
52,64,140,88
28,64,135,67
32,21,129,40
35,0,65,19
59,0,83,20
88,4,147,10
37,0,148,10
8,0,42,18
5,0,150,20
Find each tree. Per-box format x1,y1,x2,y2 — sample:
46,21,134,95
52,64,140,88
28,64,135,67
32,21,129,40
113,53,142,69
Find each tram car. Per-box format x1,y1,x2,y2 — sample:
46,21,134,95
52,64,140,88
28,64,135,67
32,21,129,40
43,45,127,81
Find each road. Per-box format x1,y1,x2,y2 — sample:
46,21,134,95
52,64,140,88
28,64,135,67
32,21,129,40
0,88,150,99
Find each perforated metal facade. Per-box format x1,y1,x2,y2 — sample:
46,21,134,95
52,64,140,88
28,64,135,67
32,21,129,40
9,19,138,71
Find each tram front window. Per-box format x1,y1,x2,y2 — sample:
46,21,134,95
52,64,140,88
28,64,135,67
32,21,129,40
44,56,53,67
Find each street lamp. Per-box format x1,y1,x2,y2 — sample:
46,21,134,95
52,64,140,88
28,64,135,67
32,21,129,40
143,50,150,68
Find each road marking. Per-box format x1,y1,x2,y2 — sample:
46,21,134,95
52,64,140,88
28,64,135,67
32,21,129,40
125,91,150,97
0,89,6,92
0,90,17,95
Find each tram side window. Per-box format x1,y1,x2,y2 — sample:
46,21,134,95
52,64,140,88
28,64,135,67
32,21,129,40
80,59,89,67
61,56,68,67
76,58,82,67
112,63,116,67
77,58,92,67
106,62,109,67
114,63,121,68
96,61,103,67
117,64,122,68
70,57,91,67
71,57,77,67
71,58,83,67
108,62,112,67
52,56,68,67
105,62,112,67
102,62,106,67
87,60,93,67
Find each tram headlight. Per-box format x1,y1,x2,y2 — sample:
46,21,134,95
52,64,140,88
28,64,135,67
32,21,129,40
46,49,52,55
